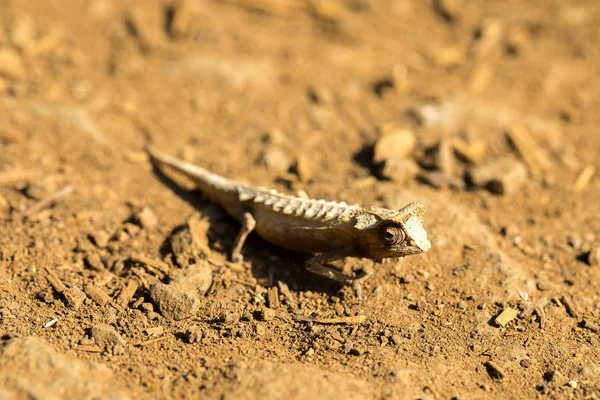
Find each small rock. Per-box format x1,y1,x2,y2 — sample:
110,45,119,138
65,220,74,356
433,0,462,21
452,138,487,164
125,151,149,164
255,323,267,336
293,154,314,182
433,139,455,175
400,274,415,284
349,346,364,356
0,48,25,79
267,286,280,309
0,194,10,215
62,287,87,310
147,311,159,320
169,0,195,38
132,207,158,229
587,247,600,266
416,300,428,312
390,334,402,345
84,253,104,271
520,359,531,368
566,234,584,250
256,307,276,322
24,177,57,200
500,225,520,237
116,279,139,306
545,369,569,386
568,380,578,389
373,126,416,165
469,156,527,195
258,146,292,173
186,326,203,343
84,285,111,306
140,302,154,313
90,324,127,350
495,307,519,326
10,15,36,51
149,282,200,321
170,214,211,267
89,231,110,248
169,260,213,297
221,311,240,324
379,159,419,183
432,46,465,68
418,171,465,190
124,5,164,52
581,319,599,333
484,361,505,380
536,281,552,291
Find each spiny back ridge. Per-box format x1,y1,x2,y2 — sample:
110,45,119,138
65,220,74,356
239,187,359,221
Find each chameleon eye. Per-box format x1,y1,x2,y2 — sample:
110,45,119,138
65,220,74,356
380,224,405,245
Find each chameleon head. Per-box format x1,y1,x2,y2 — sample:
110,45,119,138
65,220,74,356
356,202,431,260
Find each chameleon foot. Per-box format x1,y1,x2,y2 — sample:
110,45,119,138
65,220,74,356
230,211,256,263
306,251,372,299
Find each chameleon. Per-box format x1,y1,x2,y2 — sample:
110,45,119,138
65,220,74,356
146,145,431,293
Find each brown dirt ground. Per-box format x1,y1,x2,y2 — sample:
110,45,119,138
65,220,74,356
1,0,600,399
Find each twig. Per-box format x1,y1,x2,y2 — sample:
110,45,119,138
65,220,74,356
129,254,170,274
135,336,168,347
574,165,595,192
293,315,366,325
75,344,103,353
21,185,73,218
230,278,256,287
0,169,41,186
560,296,577,318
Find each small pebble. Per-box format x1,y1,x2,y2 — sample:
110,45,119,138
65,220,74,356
140,302,154,313
0,48,25,79
84,253,104,271
186,326,203,344
132,207,158,229
379,159,419,183
469,157,527,195
89,231,110,248
537,281,552,291
416,300,428,311
495,307,519,326
257,146,292,173
520,359,531,368
373,126,416,165
256,307,276,322
349,346,364,356
582,319,599,333
169,261,213,297
62,287,87,311
433,0,463,21
83,285,111,306
587,247,600,267
545,370,569,386
90,324,127,351
148,282,200,321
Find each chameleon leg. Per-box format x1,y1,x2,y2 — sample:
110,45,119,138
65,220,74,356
230,212,256,263
306,251,373,299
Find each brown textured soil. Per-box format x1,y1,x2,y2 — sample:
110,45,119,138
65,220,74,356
1,0,599,399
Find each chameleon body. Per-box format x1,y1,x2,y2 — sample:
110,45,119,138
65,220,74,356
146,145,431,289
